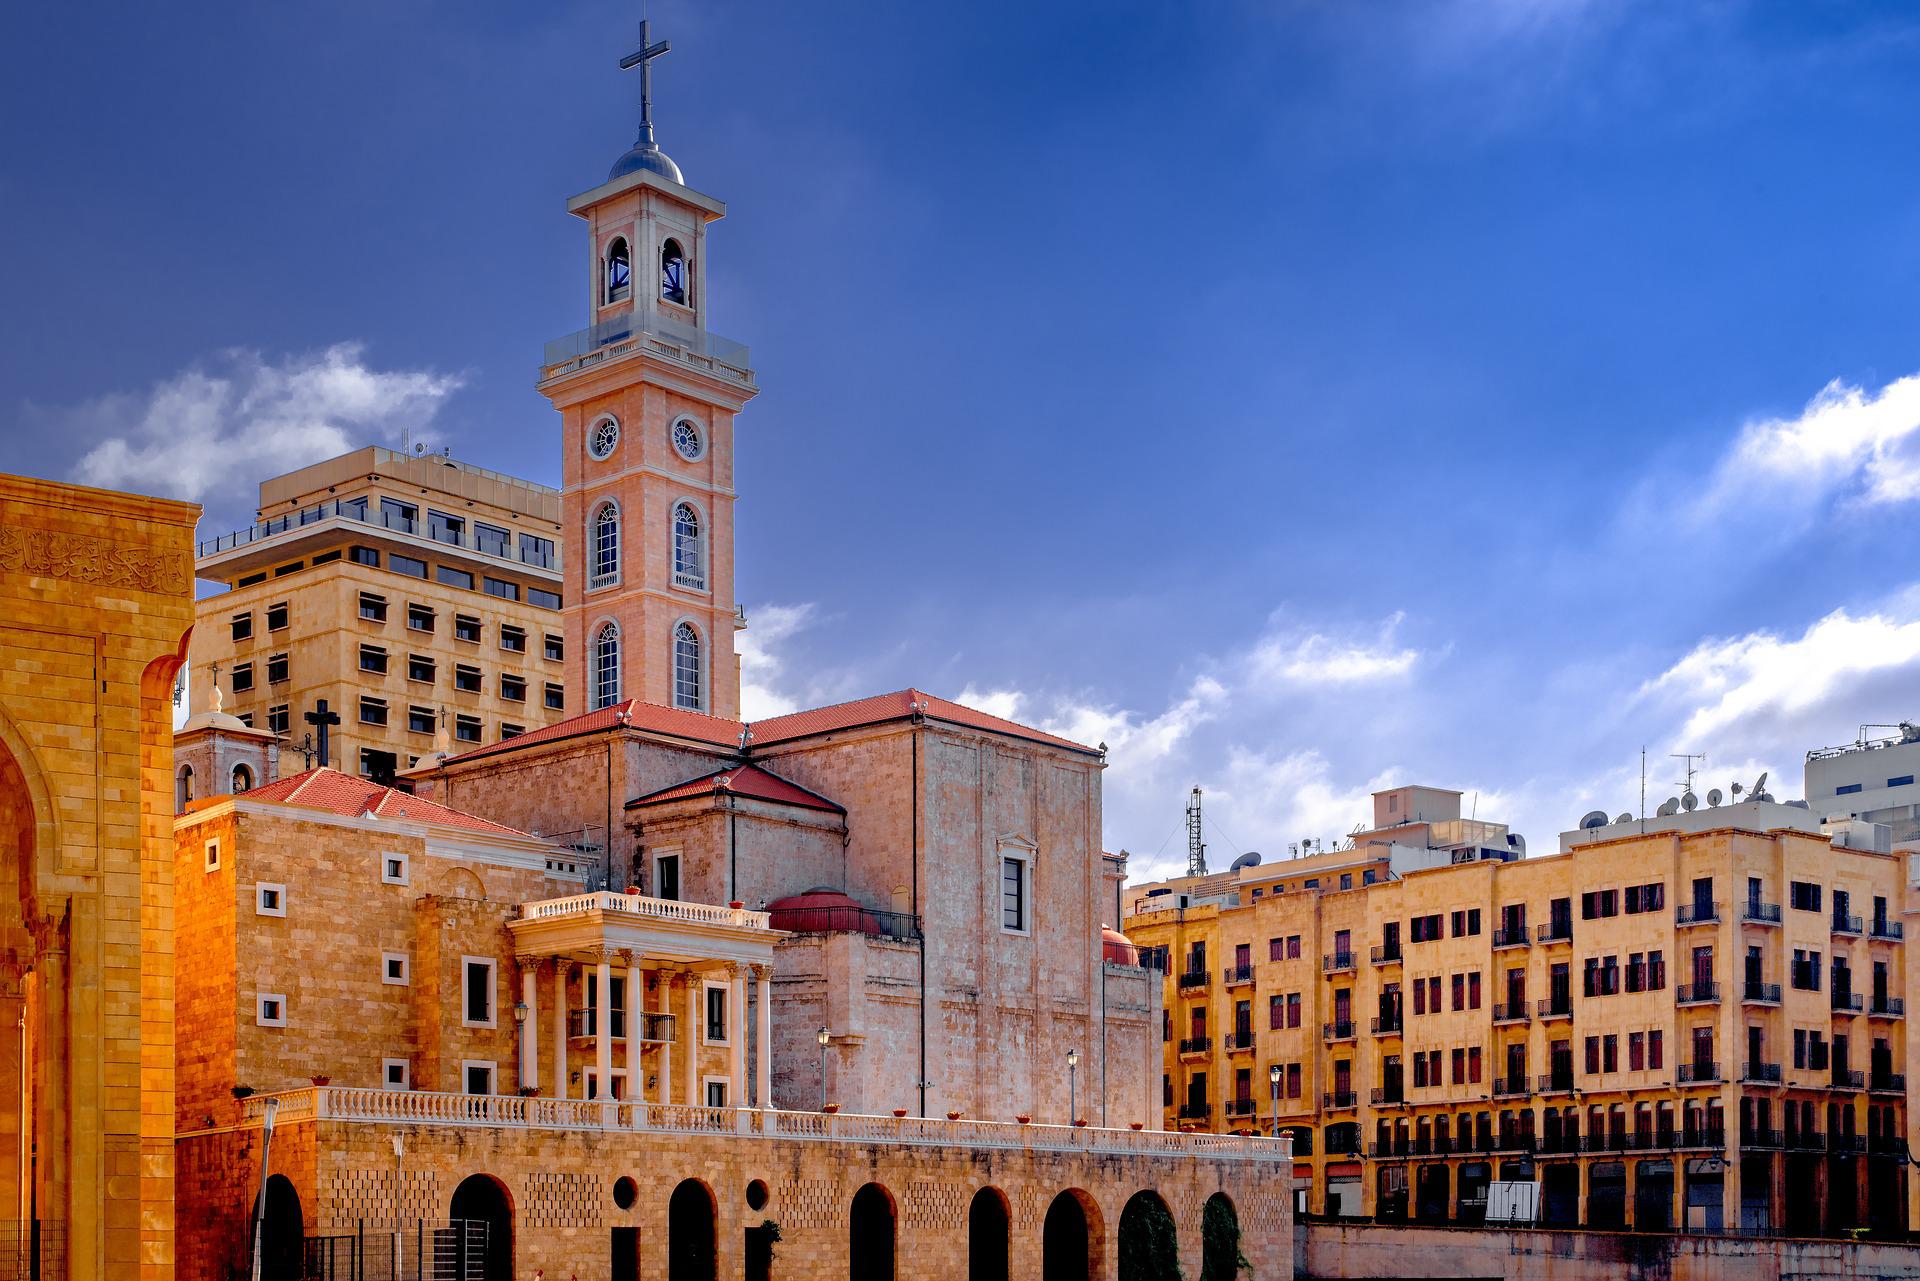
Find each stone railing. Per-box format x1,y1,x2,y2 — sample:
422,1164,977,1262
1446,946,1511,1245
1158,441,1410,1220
235,1087,1289,1161
518,891,772,931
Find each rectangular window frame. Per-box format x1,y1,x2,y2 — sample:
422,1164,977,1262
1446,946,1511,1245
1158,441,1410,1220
257,994,287,1028
702,980,730,1046
382,851,410,886
1000,850,1032,935
461,1061,497,1095
255,883,286,917
382,951,410,986
383,1058,411,1090
462,957,498,1029
204,837,222,874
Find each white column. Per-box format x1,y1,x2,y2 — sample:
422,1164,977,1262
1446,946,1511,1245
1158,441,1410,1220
730,966,747,1107
625,953,642,1102
520,962,539,1092
755,966,772,1109
596,955,615,1102
553,960,570,1100
686,974,701,1106
660,974,673,1104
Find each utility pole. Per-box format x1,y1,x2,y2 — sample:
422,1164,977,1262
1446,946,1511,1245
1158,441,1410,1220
1186,787,1207,878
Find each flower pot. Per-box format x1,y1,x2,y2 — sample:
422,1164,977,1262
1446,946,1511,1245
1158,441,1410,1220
1073,1119,1089,1127
729,901,745,910
518,1086,540,1098
946,1111,964,1121
1015,1114,1032,1125
892,1108,909,1118
230,1086,254,1100
310,1075,331,1087
821,1103,840,1114
1130,1122,1144,1131
625,885,641,896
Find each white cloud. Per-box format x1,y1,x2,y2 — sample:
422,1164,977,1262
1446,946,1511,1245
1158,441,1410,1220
738,602,823,720
954,685,1025,722
1703,372,1920,515
1249,612,1422,686
67,343,463,505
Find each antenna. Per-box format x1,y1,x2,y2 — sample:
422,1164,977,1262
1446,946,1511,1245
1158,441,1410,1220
1639,746,1646,829
1670,751,1706,796
1185,787,1207,878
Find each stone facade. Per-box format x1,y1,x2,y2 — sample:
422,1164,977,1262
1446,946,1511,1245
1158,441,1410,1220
0,471,198,1280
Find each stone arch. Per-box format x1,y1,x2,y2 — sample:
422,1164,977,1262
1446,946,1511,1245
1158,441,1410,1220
0,699,59,929
255,1172,304,1281
849,1181,896,1281
1200,1191,1244,1281
1042,1188,1103,1281
1117,1190,1179,1281
448,1173,514,1281
967,1185,1009,1281
668,1177,717,1281
445,867,487,900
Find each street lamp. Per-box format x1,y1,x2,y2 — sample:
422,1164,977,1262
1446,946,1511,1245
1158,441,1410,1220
817,1027,831,1111
1067,1048,1080,1125
1269,1063,1282,1139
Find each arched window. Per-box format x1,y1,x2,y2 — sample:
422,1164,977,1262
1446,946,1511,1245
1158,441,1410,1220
593,622,622,711
591,502,620,589
176,764,194,812
661,238,687,306
672,622,702,711
606,237,631,304
231,763,254,794
672,502,705,590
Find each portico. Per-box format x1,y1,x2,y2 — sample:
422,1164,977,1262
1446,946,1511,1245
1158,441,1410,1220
508,890,781,1108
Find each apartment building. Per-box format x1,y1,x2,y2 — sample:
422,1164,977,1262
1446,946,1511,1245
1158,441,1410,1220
187,447,571,786
1126,786,1913,1240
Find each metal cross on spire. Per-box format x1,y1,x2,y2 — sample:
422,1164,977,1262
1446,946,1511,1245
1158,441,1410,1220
618,18,671,144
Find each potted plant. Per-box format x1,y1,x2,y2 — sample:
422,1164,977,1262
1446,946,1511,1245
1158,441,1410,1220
1129,1121,1145,1131
230,1085,254,1100
892,1107,909,1118
1015,1114,1032,1125
821,1103,840,1114
946,1110,964,1121
518,1085,540,1097
729,900,745,910
1072,1118,1089,1127
310,1074,331,1087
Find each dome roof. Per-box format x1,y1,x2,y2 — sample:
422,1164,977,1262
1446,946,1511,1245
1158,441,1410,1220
1101,925,1139,966
766,888,881,936
609,139,683,186
177,709,270,738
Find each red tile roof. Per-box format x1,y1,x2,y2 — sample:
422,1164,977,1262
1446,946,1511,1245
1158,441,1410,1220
626,763,845,814
750,688,1096,754
242,768,536,838
438,687,1095,767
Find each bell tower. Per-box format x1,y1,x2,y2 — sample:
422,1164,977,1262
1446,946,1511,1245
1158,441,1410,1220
542,18,757,720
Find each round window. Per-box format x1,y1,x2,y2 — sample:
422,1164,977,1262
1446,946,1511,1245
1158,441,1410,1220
746,1179,769,1211
589,415,621,461
613,1176,638,1210
671,417,704,461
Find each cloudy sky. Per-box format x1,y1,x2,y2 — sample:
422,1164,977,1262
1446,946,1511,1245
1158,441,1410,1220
7,2,1920,878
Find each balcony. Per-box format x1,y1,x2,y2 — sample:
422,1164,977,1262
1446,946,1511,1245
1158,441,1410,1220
1370,1014,1402,1036
1492,926,1530,950
1536,921,1573,945
1370,943,1402,966
1740,1062,1783,1085
1679,1126,1726,1150
1675,903,1721,927
1536,997,1573,1021
1870,919,1904,941
566,1009,677,1043
1870,1072,1907,1095
1370,1087,1405,1107
1491,1001,1529,1025
1536,1073,1576,1096
1830,1069,1865,1091
1223,1031,1255,1054
543,312,754,389
1740,1127,1783,1150
1322,951,1357,974
1323,1090,1356,1111
1494,1131,1536,1152
1828,1134,1867,1155
1677,1061,1720,1085
1832,913,1864,937
1741,901,1782,926
1222,964,1256,987
1177,1036,1212,1058
1176,1102,1212,1121
1675,981,1719,1006
1176,970,1211,991
1784,1130,1824,1151
1869,996,1905,1019
1223,1098,1258,1118
195,492,564,580
1491,1077,1530,1099
1742,980,1782,1005
1322,1020,1356,1043
1831,991,1863,1015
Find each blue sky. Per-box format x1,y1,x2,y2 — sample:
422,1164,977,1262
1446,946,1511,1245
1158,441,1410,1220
7,1,1920,878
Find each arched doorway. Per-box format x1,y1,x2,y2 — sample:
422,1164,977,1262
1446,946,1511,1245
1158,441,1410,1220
1042,1190,1102,1281
255,1174,303,1281
849,1182,896,1280
668,1179,717,1281
968,1186,1009,1281
1117,1190,1178,1281
1200,1192,1243,1281
448,1174,513,1281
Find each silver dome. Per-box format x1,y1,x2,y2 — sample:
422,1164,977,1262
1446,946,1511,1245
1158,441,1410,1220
609,137,683,185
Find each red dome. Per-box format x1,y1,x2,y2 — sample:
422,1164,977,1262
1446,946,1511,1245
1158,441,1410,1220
1102,925,1138,966
767,888,883,936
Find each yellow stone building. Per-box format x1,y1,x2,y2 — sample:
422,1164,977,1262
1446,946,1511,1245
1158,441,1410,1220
1127,783,1914,1239
0,472,198,1280
187,447,570,787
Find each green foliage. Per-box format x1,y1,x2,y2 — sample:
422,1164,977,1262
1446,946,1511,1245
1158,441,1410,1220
1199,1195,1250,1281
1119,1193,1183,1281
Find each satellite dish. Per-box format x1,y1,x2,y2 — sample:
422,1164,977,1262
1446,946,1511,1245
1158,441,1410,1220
1707,788,1723,807
1615,813,1633,825
1681,791,1698,811
1730,782,1744,797
1656,797,1681,817
1579,810,1609,830
1750,772,1769,797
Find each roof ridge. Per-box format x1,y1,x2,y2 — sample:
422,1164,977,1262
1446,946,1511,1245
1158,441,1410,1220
750,689,911,727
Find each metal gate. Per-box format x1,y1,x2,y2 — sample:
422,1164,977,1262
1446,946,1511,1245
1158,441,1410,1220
302,1221,489,1281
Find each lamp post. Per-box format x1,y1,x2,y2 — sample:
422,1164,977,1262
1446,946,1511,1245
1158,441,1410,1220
817,1026,831,1110
248,1097,280,1281
1067,1048,1080,1125
1269,1063,1282,1139
512,1000,528,1091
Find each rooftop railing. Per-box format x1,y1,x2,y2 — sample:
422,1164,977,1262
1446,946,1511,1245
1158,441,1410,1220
518,891,772,931
197,497,562,571
543,312,753,384
226,1088,1287,1159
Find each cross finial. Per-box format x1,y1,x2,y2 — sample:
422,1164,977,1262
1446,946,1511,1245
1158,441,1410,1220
618,18,672,145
